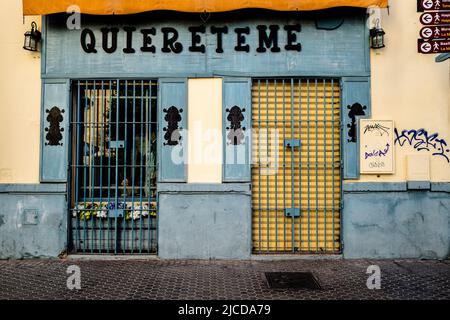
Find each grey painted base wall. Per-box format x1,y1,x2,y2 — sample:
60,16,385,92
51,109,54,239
157,183,252,259
343,183,450,259
1,182,449,260
0,184,67,259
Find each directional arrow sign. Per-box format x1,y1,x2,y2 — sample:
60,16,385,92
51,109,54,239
420,11,450,25
418,0,450,12
418,39,450,53
420,26,450,39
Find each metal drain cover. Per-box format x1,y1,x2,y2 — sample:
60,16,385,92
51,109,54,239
265,272,322,290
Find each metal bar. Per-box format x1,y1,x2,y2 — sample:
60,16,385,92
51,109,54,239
99,81,105,253
257,79,262,251
82,81,89,253
290,78,295,252
265,79,270,252
71,121,157,125
323,79,327,251
274,79,278,251
74,81,81,252
139,80,145,253
306,79,311,251
298,79,302,252
122,80,129,253
107,80,112,254
282,79,286,251
131,81,136,253
89,81,96,253
315,79,319,252
331,79,336,252
147,80,152,253
114,79,119,254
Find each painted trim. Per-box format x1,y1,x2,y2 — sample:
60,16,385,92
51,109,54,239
344,182,450,193
343,182,407,192
222,77,252,183
43,78,68,84
341,76,371,180
431,182,450,193
0,184,66,194
41,72,371,80
157,78,188,183
38,77,45,182
39,79,71,182
407,181,431,190
158,183,251,194
41,15,47,77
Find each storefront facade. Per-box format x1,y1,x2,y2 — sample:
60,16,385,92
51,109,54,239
0,0,449,259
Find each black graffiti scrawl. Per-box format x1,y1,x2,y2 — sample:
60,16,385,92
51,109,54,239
45,106,65,146
163,106,183,146
226,105,246,145
347,103,367,143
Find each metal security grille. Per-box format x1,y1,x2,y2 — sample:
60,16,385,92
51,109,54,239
69,80,158,254
252,78,341,253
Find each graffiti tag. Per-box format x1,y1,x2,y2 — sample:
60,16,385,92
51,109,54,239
364,123,390,136
394,128,450,163
365,143,390,160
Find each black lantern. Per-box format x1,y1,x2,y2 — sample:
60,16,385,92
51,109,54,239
23,22,41,51
370,19,385,49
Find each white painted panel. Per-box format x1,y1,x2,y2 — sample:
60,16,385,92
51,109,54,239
187,78,223,183
360,119,395,174
407,154,430,181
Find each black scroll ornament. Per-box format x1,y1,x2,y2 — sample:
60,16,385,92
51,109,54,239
226,106,246,146
45,106,65,146
347,103,366,143
163,106,183,146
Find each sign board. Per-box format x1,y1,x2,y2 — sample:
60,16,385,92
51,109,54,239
420,25,450,39
418,39,450,53
419,11,450,25
418,0,450,11
359,120,395,174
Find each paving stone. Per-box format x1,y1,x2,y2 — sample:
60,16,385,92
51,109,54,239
0,259,448,299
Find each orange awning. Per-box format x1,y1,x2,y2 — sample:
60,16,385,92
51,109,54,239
23,0,389,15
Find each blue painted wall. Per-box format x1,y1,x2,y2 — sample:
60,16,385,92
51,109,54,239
158,183,252,259
42,9,369,78
0,184,67,259
343,183,450,259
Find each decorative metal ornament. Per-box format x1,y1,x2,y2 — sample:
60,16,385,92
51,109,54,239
347,103,366,143
226,105,246,145
45,106,65,146
163,106,183,146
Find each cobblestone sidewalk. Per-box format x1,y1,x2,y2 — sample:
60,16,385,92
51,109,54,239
0,259,449,300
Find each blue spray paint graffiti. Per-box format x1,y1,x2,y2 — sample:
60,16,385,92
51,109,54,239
394,128,450,163
365,143,390,160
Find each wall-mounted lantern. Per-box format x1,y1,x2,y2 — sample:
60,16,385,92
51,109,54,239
370,19,385,49
23,21,41,51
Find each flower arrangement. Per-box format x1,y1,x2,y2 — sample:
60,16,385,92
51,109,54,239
74,201,156,220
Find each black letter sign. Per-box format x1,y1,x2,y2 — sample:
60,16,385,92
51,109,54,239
188,26,206,53
234,27,250,52
80,29,97,53
284,24,302,52
161,27,183,53
101,27,119,54
211,26,228,53
256,25,281,53
123,26,136,54
141,28,156,53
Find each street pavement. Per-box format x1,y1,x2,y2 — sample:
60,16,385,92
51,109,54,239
0,258,449,300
